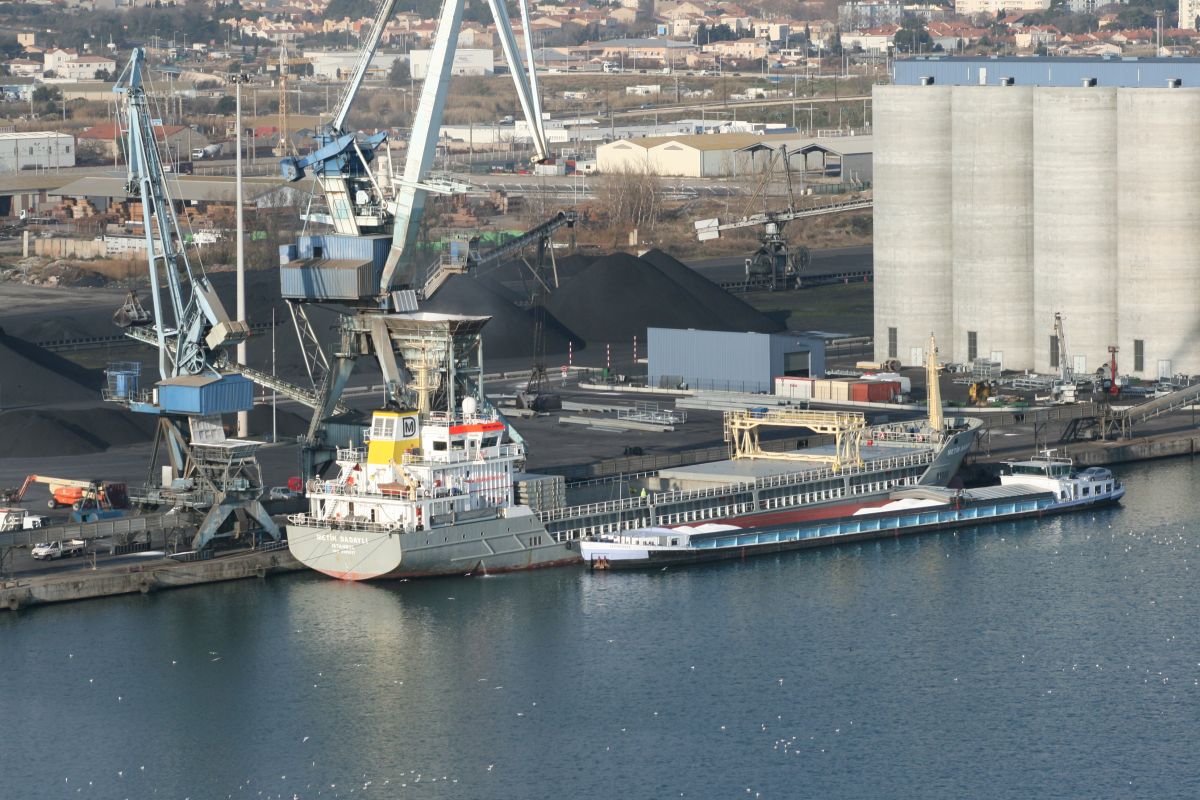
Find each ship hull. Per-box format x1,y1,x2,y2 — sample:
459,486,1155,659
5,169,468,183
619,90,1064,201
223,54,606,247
582,489,1123,570
286,509,580,580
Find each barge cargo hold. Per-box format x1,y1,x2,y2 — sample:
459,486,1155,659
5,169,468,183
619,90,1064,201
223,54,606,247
580,455,1124,570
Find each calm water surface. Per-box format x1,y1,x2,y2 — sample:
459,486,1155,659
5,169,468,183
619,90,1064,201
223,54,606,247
4,458,1200,799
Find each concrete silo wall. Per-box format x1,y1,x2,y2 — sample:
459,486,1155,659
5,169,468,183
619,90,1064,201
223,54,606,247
1032,87,1118,377
950,85,1034,371
872,84,953,367
1116,88,1200,379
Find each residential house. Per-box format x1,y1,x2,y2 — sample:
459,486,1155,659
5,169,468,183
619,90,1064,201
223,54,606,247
842,25,901,53
955,0,1050,15
5,58,43,78
1013,25,1059,49
42,47,78,77
60,54,117,80
702,39,769,60
78,122,206,161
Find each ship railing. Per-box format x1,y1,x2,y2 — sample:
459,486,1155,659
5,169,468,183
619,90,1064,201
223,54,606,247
537,450,937,524
401,443,524,466
337,447,366,463
286,513,403,534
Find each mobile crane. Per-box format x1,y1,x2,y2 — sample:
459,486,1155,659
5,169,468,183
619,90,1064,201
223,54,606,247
693,146,872,290
106,48,279,551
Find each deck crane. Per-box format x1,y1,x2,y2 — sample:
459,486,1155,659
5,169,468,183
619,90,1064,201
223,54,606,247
693,146,872,290
106,48,279,552
1053,312,1073,384
272,0,569,479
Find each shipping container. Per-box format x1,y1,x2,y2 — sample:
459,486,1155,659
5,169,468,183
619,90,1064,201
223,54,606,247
281,260,378,300
811,379,832,401
865,372,912,394
829,379,851,402
157,374,253,415
849,382,870,403
774,376,813,399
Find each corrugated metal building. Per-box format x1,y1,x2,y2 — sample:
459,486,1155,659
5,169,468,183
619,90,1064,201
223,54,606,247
0,131,74,173
648,327,826,392
596,133,872,179
894,55,1200,88
875,60,1200,378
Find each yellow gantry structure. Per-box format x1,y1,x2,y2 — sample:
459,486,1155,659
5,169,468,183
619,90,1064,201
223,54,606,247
724,408,867,471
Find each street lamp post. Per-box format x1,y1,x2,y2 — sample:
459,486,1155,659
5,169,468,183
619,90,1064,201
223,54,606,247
230,72,251,437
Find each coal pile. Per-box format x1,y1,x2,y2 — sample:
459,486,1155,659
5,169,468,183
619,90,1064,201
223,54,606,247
0,408,155,459
638,249,783,333
247,404,311,438
421,274,573,358
545,251,782,347
0,329,104,406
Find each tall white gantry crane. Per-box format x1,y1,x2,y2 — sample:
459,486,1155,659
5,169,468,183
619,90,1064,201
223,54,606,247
274,0,572,479
108,48,279,551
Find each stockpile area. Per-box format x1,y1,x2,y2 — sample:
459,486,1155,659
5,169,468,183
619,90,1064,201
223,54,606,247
0,408,155,459
544,249,783,347
420,249,782,359
0,328,104,405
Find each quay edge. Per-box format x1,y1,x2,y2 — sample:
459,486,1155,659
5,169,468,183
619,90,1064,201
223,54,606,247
1,547,304,613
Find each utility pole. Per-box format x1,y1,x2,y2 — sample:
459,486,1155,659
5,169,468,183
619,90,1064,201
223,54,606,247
231,72,251,437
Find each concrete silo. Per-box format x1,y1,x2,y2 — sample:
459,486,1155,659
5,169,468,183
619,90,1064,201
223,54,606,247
951,84,1034,372
872,83,953,367
1032,86,1118,377
1116,86,1200,380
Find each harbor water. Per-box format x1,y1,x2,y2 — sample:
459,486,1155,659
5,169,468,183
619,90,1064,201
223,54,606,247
4,457,1200,799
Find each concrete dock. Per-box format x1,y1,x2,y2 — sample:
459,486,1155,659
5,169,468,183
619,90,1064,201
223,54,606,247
1,544,304,612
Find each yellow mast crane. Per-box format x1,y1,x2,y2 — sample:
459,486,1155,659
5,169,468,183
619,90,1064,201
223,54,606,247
724,408,867,471
926,331,944,432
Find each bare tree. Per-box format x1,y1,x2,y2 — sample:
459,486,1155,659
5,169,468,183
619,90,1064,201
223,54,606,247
593,164,663,234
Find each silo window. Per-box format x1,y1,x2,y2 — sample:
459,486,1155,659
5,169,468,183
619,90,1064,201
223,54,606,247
967,331,978,362
1050,336,1059,369
1134,339,1144,372
888,328,897,359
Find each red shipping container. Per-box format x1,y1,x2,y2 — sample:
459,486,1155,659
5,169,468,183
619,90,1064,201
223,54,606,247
850,382,870,402
865,381,900,403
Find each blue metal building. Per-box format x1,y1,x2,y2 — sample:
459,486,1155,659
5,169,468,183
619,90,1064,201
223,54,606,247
648,328,826,393
893,56,1200,87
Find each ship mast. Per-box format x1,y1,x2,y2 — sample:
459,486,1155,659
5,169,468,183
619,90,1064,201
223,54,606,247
926,332,943,433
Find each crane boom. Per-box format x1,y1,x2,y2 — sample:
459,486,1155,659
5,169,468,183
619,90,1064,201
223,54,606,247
114,48,248,380
694,198,874,240
330,0,400,135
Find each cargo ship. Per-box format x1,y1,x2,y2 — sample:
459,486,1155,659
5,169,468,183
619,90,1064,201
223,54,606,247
579,454,1123,570
285,322,981,581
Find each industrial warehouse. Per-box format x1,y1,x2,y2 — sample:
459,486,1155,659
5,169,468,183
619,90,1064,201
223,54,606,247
874,56,1200,380
597,132,874,180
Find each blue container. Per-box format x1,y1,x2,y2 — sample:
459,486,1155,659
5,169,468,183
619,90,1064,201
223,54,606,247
112,371,137,399
157,374,254,415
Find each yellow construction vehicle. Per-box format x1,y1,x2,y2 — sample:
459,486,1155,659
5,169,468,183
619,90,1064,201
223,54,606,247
968,381,993,406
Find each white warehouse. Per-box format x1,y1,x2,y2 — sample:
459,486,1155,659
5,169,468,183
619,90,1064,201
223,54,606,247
408,48,493,79
597,133,873,179
0,131,75,173
874,80,1200,379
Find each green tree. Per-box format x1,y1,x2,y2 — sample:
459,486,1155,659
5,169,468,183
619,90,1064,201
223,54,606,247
216,94,237,115
388,58,410,86
33,85,61,103
895,13,932,54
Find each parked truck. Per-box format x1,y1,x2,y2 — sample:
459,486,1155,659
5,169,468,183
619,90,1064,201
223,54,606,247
31,539,86,560
191,143,224,160
0,507,45,532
